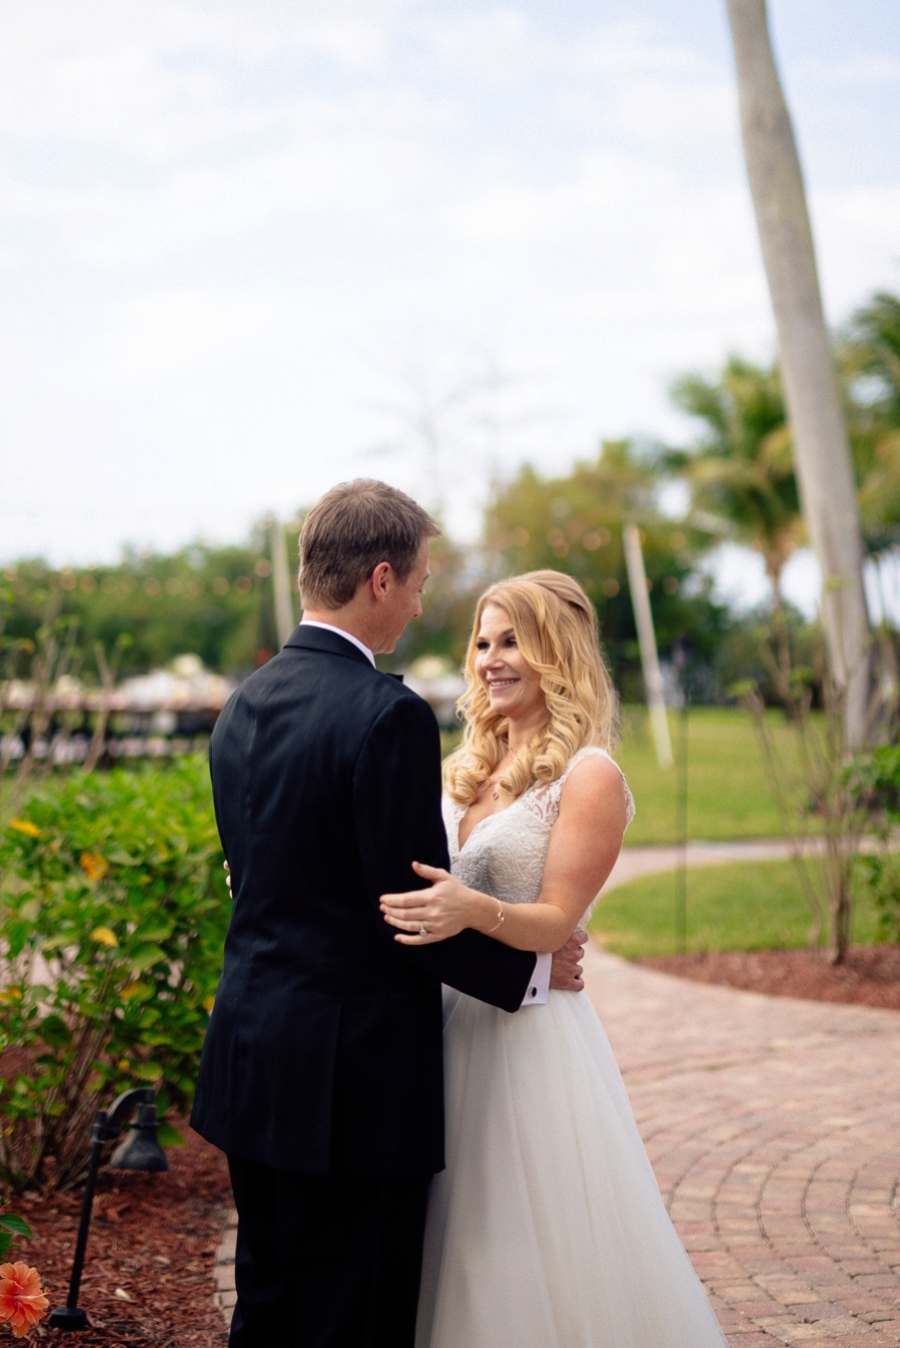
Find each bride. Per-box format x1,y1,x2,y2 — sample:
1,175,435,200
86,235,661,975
381,571,727,1348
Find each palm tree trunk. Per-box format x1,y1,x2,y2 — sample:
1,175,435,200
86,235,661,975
725,0,870,749
623,524,674,768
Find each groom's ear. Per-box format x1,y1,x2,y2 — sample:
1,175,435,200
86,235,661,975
369,561,394,603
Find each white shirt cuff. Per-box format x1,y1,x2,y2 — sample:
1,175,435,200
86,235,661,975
520,952,551,1006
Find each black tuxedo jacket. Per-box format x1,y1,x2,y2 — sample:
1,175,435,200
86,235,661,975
191,625,537,1176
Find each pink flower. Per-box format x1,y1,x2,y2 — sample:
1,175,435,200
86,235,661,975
0,1262,49,1337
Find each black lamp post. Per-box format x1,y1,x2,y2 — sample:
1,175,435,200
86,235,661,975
49,1087,169,1332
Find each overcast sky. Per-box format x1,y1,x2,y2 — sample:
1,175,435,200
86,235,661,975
1,0,898,613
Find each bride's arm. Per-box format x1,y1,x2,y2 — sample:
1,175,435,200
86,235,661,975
380,755,627,952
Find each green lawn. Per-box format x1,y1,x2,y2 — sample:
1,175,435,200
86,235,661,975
589,859,881,959
444,706,794,845
616,706,792,846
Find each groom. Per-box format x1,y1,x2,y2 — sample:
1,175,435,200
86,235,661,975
191,479,586,1347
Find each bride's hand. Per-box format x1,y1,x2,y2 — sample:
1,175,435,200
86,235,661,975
380,862,486,944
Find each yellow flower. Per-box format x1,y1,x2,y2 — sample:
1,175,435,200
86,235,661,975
203,995,215,1013
8,819,39,839
117,1059,131,1071
91,927,118,948
80,852,109,881
120,982,146,1001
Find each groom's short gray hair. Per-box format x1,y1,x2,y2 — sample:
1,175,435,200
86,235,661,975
299,479,440,609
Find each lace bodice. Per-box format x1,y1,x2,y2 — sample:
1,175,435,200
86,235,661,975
442,747,635,923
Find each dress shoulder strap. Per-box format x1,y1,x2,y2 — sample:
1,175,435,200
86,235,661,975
534,746,635,828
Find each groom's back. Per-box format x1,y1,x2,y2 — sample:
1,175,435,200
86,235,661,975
191,624,450,1176
214,644,414,989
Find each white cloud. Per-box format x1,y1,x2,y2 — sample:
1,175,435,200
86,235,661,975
700,544,822,619
574,21,702,78
866,553,900,627
0,1,395,150
425,9,546,83
71,290,284,385
780,549,822,620
0,0,897,567
2,84,455,266
796,54,900,87
812,184,900,318
611,77,736,148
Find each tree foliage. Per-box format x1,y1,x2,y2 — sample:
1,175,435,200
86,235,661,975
669,356,803,596
2,293,897,694
670,289,900,578
0,532,298,679
389,531,483,669
840,291,900,552
485,442,731,698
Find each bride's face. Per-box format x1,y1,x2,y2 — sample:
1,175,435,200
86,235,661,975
474,604,546,726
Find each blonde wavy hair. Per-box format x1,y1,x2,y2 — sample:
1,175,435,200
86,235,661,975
445,570,618,806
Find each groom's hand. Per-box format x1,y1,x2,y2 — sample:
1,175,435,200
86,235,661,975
549,929,587,992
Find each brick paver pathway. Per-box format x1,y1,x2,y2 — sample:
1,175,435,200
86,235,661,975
213,943,900,1343
584,939,900,1346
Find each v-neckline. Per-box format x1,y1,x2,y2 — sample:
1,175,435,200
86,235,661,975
449,747,621,855
454,791,532,854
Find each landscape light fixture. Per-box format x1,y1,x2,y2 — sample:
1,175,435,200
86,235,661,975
48,1087,169,1332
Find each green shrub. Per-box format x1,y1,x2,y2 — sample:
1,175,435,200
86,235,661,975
0,759,227,1190
859,849,900,943
849,743,900,944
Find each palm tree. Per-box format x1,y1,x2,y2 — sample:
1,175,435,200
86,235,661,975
726,0,870,750
670,356,803,603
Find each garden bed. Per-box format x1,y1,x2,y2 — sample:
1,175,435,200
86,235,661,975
637,943,900,1009
0,1123,229,1346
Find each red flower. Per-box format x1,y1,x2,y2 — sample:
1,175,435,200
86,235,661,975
0,1262,49,1337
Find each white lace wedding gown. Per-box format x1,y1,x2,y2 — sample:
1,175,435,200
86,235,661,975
415,747,728,1348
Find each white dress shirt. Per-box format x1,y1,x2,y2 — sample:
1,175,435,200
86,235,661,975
298,619,551,1007
524,953,552,1004
299,619,376,665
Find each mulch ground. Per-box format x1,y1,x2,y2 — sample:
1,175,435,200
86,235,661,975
637,943,900,1009
0,1123,230,1347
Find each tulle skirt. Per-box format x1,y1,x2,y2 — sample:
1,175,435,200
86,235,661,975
416,988,728,1348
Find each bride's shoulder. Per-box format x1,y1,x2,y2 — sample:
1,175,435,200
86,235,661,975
560,747,624,793
556,748,635,826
